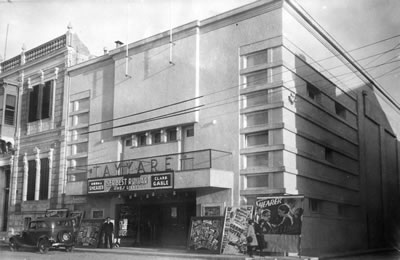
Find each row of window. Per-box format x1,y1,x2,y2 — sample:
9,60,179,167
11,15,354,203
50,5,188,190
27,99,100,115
307,83,347,120
67,96,89,182
124,125,194,147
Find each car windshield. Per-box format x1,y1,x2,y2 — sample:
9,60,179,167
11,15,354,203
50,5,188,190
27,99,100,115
29,221,48,229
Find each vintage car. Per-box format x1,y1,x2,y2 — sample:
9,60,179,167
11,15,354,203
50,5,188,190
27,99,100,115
9,217,76,253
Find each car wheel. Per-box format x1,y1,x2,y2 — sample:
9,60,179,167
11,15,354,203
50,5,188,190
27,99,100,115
9,239,18,252
38,239,50,254
66,245,74,252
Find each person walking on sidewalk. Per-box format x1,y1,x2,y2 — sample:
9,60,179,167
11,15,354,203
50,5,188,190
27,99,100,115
246,219,258,258
103,217,114,249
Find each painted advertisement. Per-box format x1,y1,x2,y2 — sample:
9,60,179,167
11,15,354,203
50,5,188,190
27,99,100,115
87,172,173,194
187,217,224,254
255,195,304,253
220,206,253,255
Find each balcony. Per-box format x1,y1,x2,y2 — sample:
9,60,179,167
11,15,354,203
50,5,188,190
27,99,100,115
27,119,55,135
67,149,235,195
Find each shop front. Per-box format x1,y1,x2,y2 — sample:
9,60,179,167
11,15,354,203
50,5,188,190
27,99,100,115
116,190,196,248
84,150,234,248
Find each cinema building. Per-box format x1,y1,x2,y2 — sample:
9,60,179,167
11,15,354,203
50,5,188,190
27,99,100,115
2,0,400,256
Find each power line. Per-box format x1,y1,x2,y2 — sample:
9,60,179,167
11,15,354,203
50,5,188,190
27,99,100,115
85,51,400,135
83,105,204,135
75,32,400,132
286,0,400,111
89,95,203,127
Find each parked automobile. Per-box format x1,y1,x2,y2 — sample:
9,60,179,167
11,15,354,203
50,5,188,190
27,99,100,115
9,217,76,253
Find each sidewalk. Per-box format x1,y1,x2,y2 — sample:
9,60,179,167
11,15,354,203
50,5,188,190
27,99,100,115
0,238,314,260
73,246,315,260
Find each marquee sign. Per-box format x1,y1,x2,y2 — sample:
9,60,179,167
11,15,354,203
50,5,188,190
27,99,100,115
87,172,173,194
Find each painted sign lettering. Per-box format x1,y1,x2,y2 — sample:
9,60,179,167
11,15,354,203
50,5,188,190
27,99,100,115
87,172,173,194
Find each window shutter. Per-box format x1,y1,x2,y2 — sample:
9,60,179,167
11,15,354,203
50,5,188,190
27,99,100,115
27,160,36,201
28,85,39,122
39,158,49,200
41,81,51,119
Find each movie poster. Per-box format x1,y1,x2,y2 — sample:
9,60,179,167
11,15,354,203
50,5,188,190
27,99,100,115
255,196,304,253
75,219,104,248
220,206,253,255
187,217,224,254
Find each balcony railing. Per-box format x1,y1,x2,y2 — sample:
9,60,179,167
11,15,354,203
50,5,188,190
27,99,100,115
0,34,67,73
68,149,232,182
25,35,67,62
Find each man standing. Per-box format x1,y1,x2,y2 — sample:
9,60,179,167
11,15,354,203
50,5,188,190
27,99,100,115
103,217,114,249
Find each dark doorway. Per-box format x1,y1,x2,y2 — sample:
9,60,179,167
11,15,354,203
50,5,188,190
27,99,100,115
116,191,196,248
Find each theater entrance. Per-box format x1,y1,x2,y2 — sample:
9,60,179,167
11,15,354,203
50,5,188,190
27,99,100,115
116,191,196,248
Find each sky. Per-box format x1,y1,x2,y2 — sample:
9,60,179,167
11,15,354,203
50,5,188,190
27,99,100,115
0,0,399,104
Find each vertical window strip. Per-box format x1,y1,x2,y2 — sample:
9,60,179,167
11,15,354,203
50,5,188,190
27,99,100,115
39,158,49,200
27,160,36,201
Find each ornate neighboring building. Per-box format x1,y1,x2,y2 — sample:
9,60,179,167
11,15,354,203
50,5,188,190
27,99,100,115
0,25,90,234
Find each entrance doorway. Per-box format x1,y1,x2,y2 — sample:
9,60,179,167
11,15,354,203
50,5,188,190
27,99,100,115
116,191,196,248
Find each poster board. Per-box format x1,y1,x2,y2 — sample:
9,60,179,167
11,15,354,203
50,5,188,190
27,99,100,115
75,219,104,248
255,195,304,253
220,206,253,255
45,208,69,218
68,211,85,229
187,216,224,254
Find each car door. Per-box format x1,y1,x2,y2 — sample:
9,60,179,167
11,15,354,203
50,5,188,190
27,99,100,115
24,221,38,245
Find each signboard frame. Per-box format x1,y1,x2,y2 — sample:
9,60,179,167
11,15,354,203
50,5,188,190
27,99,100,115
187,216,225,254
87,171,174,194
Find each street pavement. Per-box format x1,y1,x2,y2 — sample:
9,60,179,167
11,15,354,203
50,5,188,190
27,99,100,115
1,241,399,260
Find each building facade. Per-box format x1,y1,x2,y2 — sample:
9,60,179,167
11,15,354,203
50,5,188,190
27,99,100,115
2,0,400,256
0,26,90,234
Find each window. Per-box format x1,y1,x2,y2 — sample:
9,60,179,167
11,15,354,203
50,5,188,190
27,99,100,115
71,98,89,112
69,158,87,168
247,175,269,188
309,198,321,213
28,81,52,122
39,158,49,200
245,70,269,88
26,158,50,200
92,209,104,219
70,113,89,127
69,143,88,155
245,90,268,108
246,132,269,147
245,111,268,127
125,138,132,147
306,83,321,104
27,160,36,201
335,102,347,119
4,94,16,125
246,152,269,168
186,126,194,137
137,133,147,146
69,128,88,142
245,51,268,68
324,147,334,163
152,130,161,144
167,128,177,142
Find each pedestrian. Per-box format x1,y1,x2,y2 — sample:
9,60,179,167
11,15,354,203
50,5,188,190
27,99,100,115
103,217,114,249
246,219,258,258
